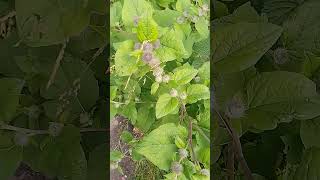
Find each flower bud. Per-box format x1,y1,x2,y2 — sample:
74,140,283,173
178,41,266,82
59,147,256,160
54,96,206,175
143,42,153,52
191,16,199,22
170,89,178,97
14,132,29,146
178,148,188,159
179,92,187,100
183,11,189,17
194,76,201,82
225,95,246,119
171,162,183,174
155,75,162,83
148,58,160,68
200,169,210,176
153,67,164,77
273,48,289,65
162,75,170,83
49,122,64,137
134,42,142,50
176,16,185,24
202,4,209,12
198,8,205,16
142,52,153,62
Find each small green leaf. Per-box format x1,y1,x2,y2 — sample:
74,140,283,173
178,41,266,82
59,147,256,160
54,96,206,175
151,82,159,95
173,65,198,85
110,150,124,162
186,84,210,104
120,131,134,143
137,17,159,42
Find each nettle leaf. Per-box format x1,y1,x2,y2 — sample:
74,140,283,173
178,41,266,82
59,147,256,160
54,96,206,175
110,1,122,27
0,78,24,122
153,8,181,27
135,105,155,133
119,102,137,124
115,40,138,76
0,132,23,180
151,82,160,95
195,17,209,39
137,17,159,42
300,117,320,149
172,65,198,85
212,22,282,74
87,144,107,180
156,94,179,119
291,147,320,179
262,0,305,25
37,125,87,179
135,123,187,171
154,29,187,62
15,0,93,47
122,0,153,28
186,84,210,104
242,71,319,131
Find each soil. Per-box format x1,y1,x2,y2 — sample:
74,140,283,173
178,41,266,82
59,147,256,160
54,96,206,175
110,116,136,180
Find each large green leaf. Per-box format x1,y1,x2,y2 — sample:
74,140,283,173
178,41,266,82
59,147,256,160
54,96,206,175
0,132,23,180
122,0,153,28
212,22,282,74
242,71,319,131
87,144,107,180
114,40,138,76
0,78,24,122
135,123,187,171
156,93,179,119
300,117,320,148
154,29,187,62
15,0,92,47
172,65,198,85
186,84,210,104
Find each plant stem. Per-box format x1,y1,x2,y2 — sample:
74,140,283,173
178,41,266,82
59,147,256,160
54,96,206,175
193,124,210,143
214,109,254,180
0,123,106,135
188,118,199,167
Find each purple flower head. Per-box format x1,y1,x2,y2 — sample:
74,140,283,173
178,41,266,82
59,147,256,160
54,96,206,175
148,58,160,68
142,52,153,62
143,42,153,52
134,42,142,50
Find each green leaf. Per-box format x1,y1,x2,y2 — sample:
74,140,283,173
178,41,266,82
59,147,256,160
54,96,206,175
15,0,91,47
293,147,320,179
151,82,159,95
153,8,181,27
186,84,210,104
213,22,282,73
242,71,318,131
301,117,320,148
110,1,122,27
122,0,153,28
87,144,107,180
120,102,137,124
115,40,138,76
0,132,23,180
154,29,186,62
120,131,134,143
135,123,187,171
137,17,159,42
135,105,155,133
176,0,191,12
195,17,209,39
172,65,198,85
156,94,179,119
0,78,24,122
110,86,118,100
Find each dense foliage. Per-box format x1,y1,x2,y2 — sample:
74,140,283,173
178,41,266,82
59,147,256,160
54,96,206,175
110,0,210,179
0,0,107,179
213,0,320,179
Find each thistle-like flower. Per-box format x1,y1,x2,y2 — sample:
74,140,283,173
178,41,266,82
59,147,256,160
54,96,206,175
179,92,187,100
200,169,210,176
155,75,162,83
170,88,178,97
162,74,170,83
153,67,164,77
134,42,142,50
14,132,29,146
153,39,161,49
273,48,289,65
148,58,160,68
142,52,153,62
178,148,188,159
176,16,185,24
225,95,246,119
171,161,183,175
143,42,154,52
